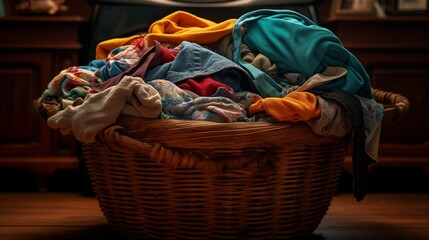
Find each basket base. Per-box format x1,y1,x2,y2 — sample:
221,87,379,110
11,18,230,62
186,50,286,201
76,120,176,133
84,136,346,240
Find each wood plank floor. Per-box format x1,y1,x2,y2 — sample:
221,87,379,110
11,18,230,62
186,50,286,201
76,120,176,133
0,192,428,240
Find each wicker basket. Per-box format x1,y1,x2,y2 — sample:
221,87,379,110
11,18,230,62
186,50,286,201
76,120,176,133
82,89,408,240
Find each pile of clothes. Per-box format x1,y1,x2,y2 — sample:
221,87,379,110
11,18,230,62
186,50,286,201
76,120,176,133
35,9,384,201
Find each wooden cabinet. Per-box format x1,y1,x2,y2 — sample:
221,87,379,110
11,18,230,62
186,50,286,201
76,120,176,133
0,16,89,191
323,16,429,176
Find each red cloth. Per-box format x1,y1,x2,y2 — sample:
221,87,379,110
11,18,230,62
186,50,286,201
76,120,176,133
178,76,233,96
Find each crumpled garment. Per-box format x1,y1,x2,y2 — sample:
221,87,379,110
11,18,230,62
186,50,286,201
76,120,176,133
47,76,162,143
206,34,235,60
306,93,383,160
207,35,281,82
144,41,258,94
45,66,101,101
90,39,148,81
232,9,372,99
248,91,321,122
149,79,249,122
307,96,352,137
95,34,145,60
177,76,234,97
310,89,380,202
145,11,236,47
210,86,262,111
241,44,279,79
359,96,384,161
91,41,171,92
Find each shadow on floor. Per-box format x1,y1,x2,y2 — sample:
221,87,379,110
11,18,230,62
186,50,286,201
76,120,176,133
23,223,330,240
26,223,128,240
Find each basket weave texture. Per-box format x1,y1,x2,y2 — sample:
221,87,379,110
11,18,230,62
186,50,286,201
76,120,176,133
82,89,408,240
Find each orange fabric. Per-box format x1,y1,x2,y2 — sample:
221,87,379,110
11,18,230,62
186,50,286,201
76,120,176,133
249,92,321,122
95,35,144,60
145,11,236,47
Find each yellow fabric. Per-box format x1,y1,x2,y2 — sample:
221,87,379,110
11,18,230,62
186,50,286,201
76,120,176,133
95,35,144,60
249,92,321,122
145,11,236,47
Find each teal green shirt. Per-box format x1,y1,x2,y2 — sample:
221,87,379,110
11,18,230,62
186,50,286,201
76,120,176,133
233,9,372,99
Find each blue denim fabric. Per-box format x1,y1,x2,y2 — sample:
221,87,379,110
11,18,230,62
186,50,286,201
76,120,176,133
144,41,258,94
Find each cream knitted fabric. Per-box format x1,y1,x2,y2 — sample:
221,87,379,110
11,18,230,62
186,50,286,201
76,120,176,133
48,76,162,143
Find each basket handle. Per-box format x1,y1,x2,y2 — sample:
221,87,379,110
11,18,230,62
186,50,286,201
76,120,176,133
98,125,273,174
372,88,409,123
99,125,203,169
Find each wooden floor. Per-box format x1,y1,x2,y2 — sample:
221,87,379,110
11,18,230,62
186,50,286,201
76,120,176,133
0,192,428,240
